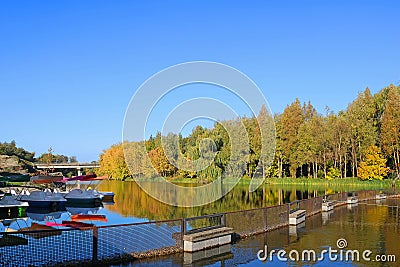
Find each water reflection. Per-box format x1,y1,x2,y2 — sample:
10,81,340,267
97,180,338,221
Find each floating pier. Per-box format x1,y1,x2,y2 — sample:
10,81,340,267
376,194,387,200
346,196,358,204
289,209,306,225
322,201,335,212
183,227,233,252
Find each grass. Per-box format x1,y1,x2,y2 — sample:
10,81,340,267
266,177,396,186
111,176,399,191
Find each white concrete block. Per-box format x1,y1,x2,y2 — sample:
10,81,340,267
205,237,219,249
347,197,358,204
218,234,231,245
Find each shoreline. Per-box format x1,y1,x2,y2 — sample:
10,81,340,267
115,176,399,189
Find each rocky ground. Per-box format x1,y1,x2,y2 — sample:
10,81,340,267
0,155,35,175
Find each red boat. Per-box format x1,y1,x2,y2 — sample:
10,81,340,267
67,174,97,181
65,174,108,182
46,221,94,229
30,175,64,184
71,214,108,222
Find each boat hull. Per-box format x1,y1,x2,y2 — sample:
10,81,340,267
30,175,64,184
24,200,65,209
65,198,102,206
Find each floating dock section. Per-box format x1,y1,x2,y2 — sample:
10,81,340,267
183,227,233,252
347,196,358,204
322,201,335,212
376,194,387,200
289,210,306,225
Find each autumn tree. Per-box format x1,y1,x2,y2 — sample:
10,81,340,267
346,88,378,177
357,145,389,180
381,85,400,175
281,99,305,178
98,143,130,179
274,114,286,178
123,141,148,177
148,147,176,177
99,83,400,182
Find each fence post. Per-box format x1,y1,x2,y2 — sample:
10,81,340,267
221,214,226,227
181,218,186,237
263,207,267,231
92,226,98,264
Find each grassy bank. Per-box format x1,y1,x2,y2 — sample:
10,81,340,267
266,177,397,187
123,176,398,189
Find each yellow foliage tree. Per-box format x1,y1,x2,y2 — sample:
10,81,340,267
357,145,389,180
148,147,176,177
98,143,130,180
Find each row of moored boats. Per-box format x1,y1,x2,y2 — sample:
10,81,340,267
0,188,113,209
0,174,114,209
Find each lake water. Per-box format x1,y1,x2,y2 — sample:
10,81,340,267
116,198,400,267
1,180,398,266
96,181,399,267
1,180,327,231
96,180,383,222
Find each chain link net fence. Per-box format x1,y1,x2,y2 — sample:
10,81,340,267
0,228,93,266
357,190,376,201
325,192,347,206
299,196,322,217
98,219,183,260
224,204,289,237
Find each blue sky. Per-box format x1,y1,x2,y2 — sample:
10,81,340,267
1,1,399,162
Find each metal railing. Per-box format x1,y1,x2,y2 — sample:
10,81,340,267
183,213,225,234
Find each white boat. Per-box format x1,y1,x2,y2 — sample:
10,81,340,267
64,189,102,205
0,196,29,208
17,190,67,208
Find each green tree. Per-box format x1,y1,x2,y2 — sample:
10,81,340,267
274,114,286,178
0,140,35,162
256,104,276,179
331,111,351,178
281,99,305,178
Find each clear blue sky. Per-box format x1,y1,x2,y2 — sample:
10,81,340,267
1,1,399,162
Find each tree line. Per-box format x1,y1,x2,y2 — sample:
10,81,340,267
0,141,35,162
0,141,78,164
98,84,400,181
